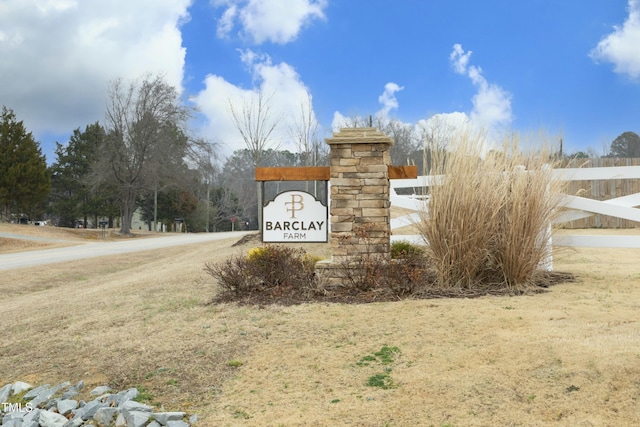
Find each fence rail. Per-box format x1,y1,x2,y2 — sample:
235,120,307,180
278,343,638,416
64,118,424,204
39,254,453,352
557,158,640,228
389,160,640,249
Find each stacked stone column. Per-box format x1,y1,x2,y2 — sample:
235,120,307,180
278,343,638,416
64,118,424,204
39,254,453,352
316,128,393,283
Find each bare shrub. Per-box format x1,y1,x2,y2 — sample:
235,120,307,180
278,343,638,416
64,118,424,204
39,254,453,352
203,253,254,296
418,130,564,291
382,257,431,297
338,227,431,297
245,245,316,290
376,240,430,296
205,244,320,300
390,239,425,259
337,224,388,292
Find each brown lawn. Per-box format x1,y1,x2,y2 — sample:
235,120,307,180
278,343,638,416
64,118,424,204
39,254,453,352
1,224,639,426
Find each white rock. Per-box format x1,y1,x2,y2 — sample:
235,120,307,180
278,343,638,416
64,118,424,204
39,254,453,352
119,400,153,412
12,381,32,395
89,385,112,396
123,409,151,427
115,412,127,427
152,411,187,425
56,399,78,415
38,410,68,427
0,384,13,403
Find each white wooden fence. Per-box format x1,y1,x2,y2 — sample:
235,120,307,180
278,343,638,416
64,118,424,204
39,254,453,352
389,165,640,249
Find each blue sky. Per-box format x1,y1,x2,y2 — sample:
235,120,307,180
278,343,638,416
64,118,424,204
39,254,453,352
1,0,639,163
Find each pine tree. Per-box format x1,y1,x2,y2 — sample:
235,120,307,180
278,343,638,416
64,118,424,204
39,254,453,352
609,131,640,158
0,106,51,220
49,122,119,227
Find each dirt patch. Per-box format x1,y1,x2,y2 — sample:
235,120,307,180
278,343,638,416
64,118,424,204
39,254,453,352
0,223,161,253
1,230,639,425
231,232,262,247
1,223,100,240
0,237,74,254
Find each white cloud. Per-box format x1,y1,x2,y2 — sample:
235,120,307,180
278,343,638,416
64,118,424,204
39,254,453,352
468,70,512,131
450,43,472,75
331,111,351,131
416,112,470,140
217,4,237,38
377,82,404,118
213,0,327,44
331,82,404,130
0,0,191,139
449,44,512,133
36,0,77,14
331,46,511,151
193,51,317,156
590,0,640,79
238,48,270,71
416,112,499,156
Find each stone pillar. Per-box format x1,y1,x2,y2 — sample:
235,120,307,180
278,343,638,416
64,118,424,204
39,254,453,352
316,128,393,283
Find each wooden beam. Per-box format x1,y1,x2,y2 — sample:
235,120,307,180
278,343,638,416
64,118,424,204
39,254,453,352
255,165,418,181
255,166,330,181
388,165,418,179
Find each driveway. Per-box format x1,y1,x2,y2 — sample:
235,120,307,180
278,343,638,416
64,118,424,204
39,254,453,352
0,231,253,271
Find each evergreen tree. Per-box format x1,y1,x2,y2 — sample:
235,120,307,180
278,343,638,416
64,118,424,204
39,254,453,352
49,122,118,227
0,106,50,220
609,131,640,157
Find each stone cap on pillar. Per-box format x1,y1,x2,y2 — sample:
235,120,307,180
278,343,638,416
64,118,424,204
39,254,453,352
325,127,394,146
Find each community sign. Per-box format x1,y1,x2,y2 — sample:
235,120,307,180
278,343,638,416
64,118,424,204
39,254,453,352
263,190,328,243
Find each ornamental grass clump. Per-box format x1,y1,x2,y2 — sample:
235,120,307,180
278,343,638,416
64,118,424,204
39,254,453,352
418,130,564,291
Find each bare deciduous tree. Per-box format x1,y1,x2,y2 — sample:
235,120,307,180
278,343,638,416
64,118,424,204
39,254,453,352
228,88,283,232
189,138,221,232
333,112,372,129
96,74,193,234
417,116,455,151
374,116,421,166
229,89,282,168
289,91,322,167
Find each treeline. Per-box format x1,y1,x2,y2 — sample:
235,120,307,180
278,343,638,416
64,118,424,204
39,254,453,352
0,76,331,234
2,74,638,233
0,75,239,233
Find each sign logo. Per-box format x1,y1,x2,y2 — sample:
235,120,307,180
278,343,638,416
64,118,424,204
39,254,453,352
285,194,304,218
263,191,327,243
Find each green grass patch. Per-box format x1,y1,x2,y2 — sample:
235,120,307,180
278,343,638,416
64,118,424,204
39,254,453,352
357,345,400,366
375,345,400,364
358,345,401,390
133,385,160,407
367,372,395,389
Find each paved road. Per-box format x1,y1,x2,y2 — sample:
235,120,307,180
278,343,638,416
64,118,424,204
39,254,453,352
0,231,253,271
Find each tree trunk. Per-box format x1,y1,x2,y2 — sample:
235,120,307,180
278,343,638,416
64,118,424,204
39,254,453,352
119,188,137,234
120,204,131,234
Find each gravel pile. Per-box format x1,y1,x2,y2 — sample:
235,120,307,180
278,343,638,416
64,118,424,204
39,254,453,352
0,381,196,427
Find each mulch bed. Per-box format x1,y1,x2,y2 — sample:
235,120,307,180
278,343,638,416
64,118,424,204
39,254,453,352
211,270,576,307
218,232,577,306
